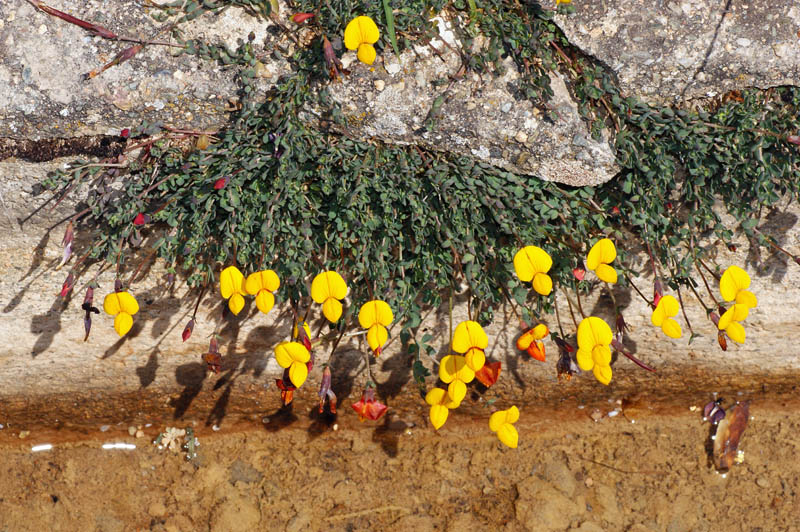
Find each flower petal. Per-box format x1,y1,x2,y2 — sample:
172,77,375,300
516,329,535,351
429,404,449,430
475,361,501,387
275,341,310,368
576,347,593,371
651,304,666,327
593,364,612,385
447,380,467,404
453,320,488,352
255,290,275,315
513,246,552,283
103,293,121,316
505,405,520,424
577,317,612,349
116,292,139,315
489,410,506,433
465,348,486,372
720,265,750,301
497,424,518,448
425,387,447,406
532,323,549,340
245,270,279,295
228,293,245,315
587,238,616,270
726,321,746,343
322,298,343,322
357,43,376,65
591,344,611,366
367,324,388,352
114,312,133,336
595,264,618,284
288,360,308,388
311,271,347,303
736,290,757,309
661,318,682,339
439,355,457,383
532,272,553,296
358,300,393,328
659,295,680,317
220,266,244,299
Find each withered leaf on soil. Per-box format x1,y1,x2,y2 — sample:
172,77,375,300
713,401,750,471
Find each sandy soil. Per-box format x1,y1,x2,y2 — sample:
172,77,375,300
1,395,798,532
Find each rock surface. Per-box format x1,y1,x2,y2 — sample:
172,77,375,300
556,0,800,103
1,2,617,185
0,0,283,139
324,16,618,186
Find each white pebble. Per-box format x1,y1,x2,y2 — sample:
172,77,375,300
374,79,385,91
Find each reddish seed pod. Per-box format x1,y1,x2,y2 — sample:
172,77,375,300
182,319,195,342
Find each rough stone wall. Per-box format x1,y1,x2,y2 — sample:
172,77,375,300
1,1,800,427
556,0,800,103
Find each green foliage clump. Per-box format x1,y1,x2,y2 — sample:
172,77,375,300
44,0,800,362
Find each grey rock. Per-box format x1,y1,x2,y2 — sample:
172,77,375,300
555,0,800,103
322,15,618,186
0,1,285,139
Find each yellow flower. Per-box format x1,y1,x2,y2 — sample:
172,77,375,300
575,316,613,385
489,405,519,448
103,290,139,337
718,303,749,344
556,0,571,4
344,16,380,65
358,300,394,355
425,387,460,430
650,295,682,339
439,354,475,403
513,245,553,296
452,320,488,371
586,238,618,284
719,266,757,308
245,269,280,315
310,271,348,322
274,341,311,388
220,266,246,315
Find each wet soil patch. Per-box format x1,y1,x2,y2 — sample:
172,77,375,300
0,135,125,162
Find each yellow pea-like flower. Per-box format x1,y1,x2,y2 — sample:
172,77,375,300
651,295,682,339
586,238,618,284
245,269,280,315
452,320,488,371
343,16,380,65
425,387,460,430
310,271,348,322
489,405,520,448
575,316,613,385
719,265,757,308
274,341,311,388
103,290,139,337
513,245,553,296
358,300,393,355
220,266,246,315
439,355,475,403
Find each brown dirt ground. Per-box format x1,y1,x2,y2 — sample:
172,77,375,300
1,394,798,532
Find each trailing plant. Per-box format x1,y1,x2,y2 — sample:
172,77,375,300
36,1,800,438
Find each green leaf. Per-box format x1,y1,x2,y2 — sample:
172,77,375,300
382,0,401,59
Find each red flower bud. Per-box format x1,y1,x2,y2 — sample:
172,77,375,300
611,206,620,215
665,202,673,209
291,13,315,23
60,273,75,298
133,213,147,226
213,176,229,190
121,128,130,138
182,319,195,342
572,267,585,281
